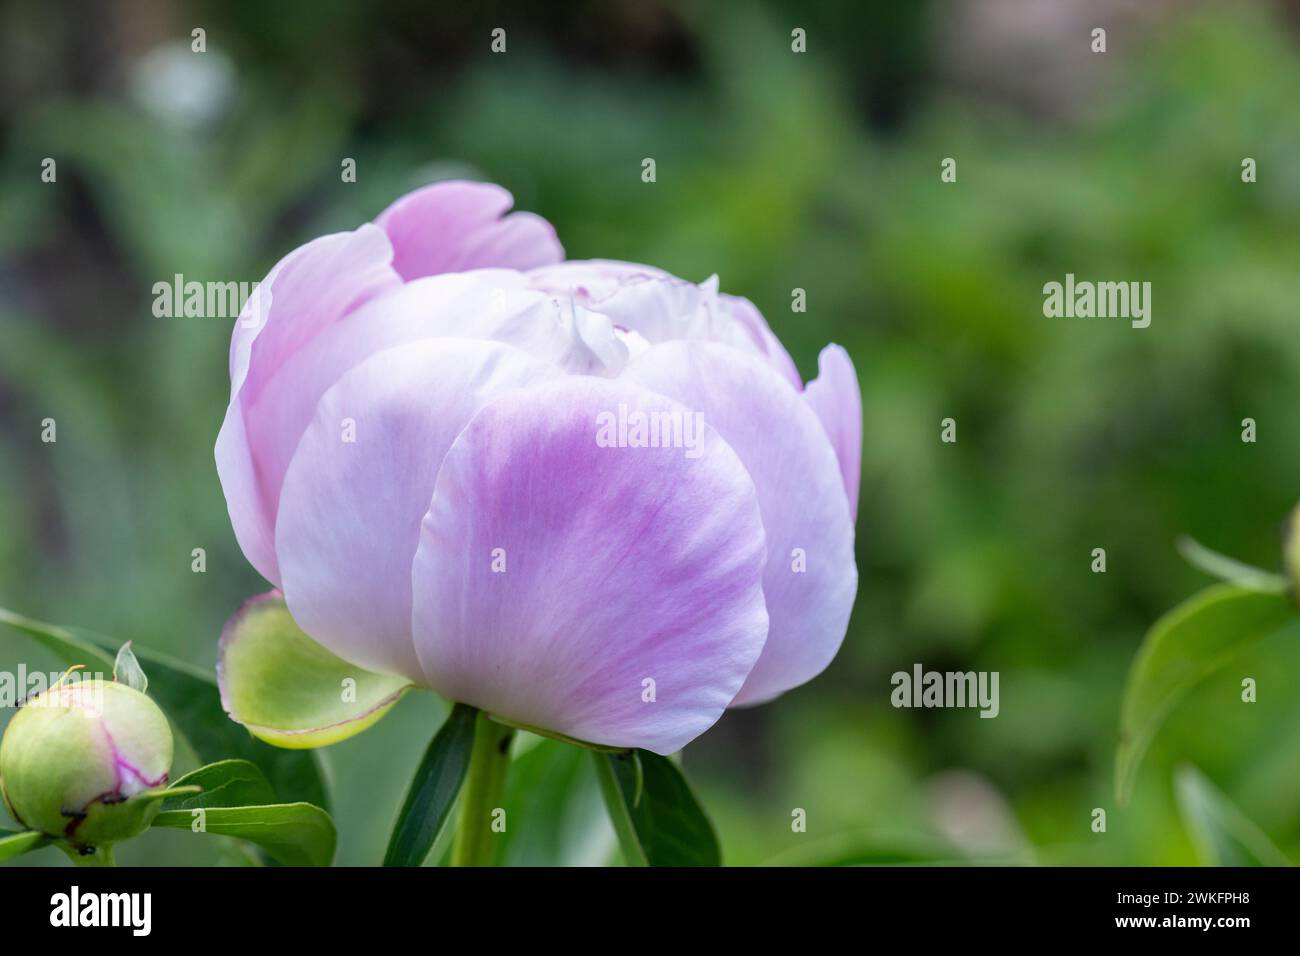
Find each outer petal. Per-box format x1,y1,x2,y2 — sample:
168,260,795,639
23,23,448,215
240,273,626,577
803,344,862,520
275,338,562,682
375,180,563,281
217,224,401,584
220,184,564,587
621,342,857,706
214,404,277,584
410,377,770,754
233,224,399,403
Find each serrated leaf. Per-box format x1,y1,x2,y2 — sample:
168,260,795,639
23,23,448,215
153,803,336,867
594,750,720,867
1116,584,1297,802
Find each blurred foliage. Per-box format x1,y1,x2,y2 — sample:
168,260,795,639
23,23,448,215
2,0,1299,865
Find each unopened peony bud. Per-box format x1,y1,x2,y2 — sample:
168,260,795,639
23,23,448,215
0,678,172,850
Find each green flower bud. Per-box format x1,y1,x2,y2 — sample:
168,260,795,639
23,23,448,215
0,678,172,850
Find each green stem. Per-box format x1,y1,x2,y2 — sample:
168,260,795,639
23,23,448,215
450,712,514,866
592,751,649,867
1176,535,1289,594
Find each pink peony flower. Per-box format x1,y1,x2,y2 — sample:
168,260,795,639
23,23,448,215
216,181,859,755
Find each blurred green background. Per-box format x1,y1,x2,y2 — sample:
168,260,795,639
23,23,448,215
3,0,1300,866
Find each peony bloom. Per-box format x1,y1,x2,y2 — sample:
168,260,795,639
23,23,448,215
216,181,859,755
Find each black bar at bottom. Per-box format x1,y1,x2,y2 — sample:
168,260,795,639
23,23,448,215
0,865,1287,940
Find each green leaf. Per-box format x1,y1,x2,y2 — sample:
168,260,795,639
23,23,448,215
1116,584,1297,802
162,760,277,811
153,803,336,867
499,738,613,866
0,604,331,812
0,606,114,670
219,593,411,749
1175,766,1291,866
0,828,48,862
113,641,148,692
594,750,721,866
383,704,477,867
761,832,981,867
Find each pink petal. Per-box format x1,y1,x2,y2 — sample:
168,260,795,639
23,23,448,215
719,294,802,390
375,181,563,281
214,404,278,585
274,338,562,682
803,344,862,520
217,225,401,584
621,341,857,706
237,272,628,581
234,225,399,404
410,377,770,754
220,182,565,588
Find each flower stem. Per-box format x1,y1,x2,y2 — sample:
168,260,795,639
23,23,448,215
450,711,514,866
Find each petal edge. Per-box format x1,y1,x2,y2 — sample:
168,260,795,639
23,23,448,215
218,592,411,749
411,377,770,754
